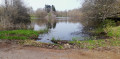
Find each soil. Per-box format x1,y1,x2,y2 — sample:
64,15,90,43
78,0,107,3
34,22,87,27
0,42,120,59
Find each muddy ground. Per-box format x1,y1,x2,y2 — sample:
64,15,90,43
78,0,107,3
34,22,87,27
0,42,120,59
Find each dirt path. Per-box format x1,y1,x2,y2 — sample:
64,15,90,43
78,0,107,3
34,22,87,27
0,47,120,59
0,43,120,59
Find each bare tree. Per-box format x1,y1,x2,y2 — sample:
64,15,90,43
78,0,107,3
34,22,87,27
0,0,31,29
80,0,120,27
35,8,47,19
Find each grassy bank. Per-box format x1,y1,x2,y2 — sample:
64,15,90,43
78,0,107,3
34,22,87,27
68,20,120,49
0,19,120,50
30,16,36,20
0,29,48,40
50,20,120,49
106,26,120,38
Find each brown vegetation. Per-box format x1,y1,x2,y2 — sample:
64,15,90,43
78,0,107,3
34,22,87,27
35,8,47,19
80,0,120,27
0,0,31,30
56,11,68,17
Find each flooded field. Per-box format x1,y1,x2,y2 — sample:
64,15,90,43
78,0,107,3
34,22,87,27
31,17,89,43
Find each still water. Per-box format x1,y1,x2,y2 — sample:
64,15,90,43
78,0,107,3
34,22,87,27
32,17,89,43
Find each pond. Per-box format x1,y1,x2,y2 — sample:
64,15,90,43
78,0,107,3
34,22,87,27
31,17,89,43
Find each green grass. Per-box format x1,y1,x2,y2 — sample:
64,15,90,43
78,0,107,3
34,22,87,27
106,26,120,38
69,38,120,49
90,27,104,34
30,16,37,20
90,19,116,35
0,29,48,40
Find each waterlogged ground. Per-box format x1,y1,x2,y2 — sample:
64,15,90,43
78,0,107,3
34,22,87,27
1,17,120,59
31,17,89,43
0,43,120,59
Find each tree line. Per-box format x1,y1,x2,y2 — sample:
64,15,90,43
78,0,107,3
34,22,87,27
80,0,120,27
0,0,30,29
60,0,120,29
1,0,120,30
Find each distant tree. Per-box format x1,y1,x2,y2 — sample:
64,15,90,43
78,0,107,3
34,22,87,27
56,11,68,17
35,8,47,18
45,5,56,13
52,5,56,12
45,5,51,13
27,7,35,16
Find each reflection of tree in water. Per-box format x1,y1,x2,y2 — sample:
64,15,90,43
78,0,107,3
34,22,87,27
46,22,57,29
53,22,57,28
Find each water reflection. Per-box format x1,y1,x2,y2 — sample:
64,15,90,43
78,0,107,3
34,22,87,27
34,24,46,31
46,22,57,29
31,17,89,43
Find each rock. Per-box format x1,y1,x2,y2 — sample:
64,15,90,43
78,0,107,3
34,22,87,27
37,38,42,40
0,40,2,43
51,40,69,44
33,38,42,40
64,43,71,49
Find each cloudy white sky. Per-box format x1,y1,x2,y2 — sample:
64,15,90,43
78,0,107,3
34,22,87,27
24,0,84,11
0,0,84,11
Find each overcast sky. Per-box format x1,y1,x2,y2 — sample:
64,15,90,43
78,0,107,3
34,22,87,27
0,0,84,11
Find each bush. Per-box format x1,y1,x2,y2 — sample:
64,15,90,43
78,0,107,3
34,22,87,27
35,8,47,18
0,0,31,29
102,19,116,28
